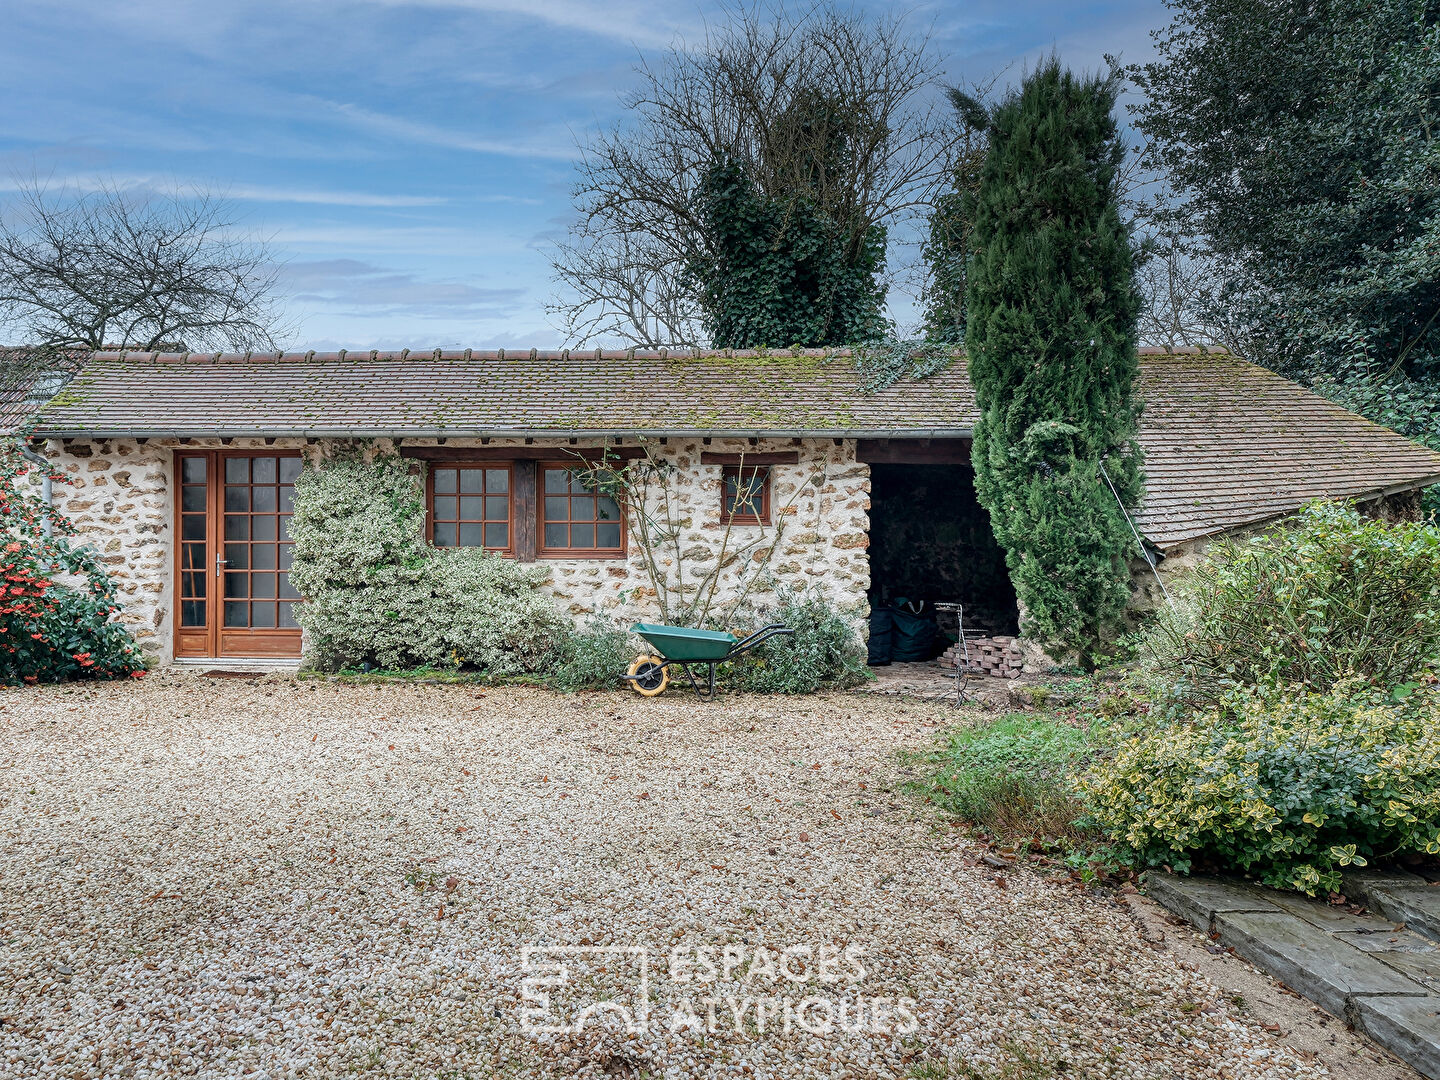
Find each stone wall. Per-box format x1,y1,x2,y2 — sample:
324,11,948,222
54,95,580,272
40,436,871,662
387,436,872,630
39,437,172,661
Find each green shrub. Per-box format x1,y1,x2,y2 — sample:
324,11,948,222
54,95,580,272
912,714,1091,841
1147,502,1440,704
0,438,146,685
289,451,569,675
1083,680,1440,894
727,592,868,694
549,620,633,691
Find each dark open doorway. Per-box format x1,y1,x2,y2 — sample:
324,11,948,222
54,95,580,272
865,455,1019,640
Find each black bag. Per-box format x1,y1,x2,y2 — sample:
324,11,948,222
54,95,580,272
867,606,894,666
890,605,937,662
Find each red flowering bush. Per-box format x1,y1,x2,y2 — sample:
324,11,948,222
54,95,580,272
0,435,146,685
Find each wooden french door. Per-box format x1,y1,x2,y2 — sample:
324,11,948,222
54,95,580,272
174,450,303,659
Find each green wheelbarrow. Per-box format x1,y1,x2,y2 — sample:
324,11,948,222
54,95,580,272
622,622,794,699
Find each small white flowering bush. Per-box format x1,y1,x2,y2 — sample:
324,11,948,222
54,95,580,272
288,450,569,675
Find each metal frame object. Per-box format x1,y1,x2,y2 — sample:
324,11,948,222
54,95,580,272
622,622,795,699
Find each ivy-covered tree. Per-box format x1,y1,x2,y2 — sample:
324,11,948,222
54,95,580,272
1125,0,1440,381
689,157,887,348
966,60,1144,665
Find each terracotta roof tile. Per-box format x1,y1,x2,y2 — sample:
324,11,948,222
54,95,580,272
33,347,1440,551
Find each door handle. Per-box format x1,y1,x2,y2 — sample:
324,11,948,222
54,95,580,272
216,554,228,577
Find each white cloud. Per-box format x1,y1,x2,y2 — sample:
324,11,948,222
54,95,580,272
322,101,577,160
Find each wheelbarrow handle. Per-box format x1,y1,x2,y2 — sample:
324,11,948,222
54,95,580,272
727,623,795,656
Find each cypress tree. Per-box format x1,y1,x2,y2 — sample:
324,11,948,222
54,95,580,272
966,59,1143,666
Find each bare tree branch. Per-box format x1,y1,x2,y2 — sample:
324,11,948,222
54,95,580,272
0,179,290,353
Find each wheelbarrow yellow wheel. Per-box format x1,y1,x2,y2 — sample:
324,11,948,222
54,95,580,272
627,654,669,697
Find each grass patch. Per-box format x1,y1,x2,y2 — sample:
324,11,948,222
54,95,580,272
907,711,1095,848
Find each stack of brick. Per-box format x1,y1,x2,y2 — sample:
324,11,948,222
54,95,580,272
939,636,1023,679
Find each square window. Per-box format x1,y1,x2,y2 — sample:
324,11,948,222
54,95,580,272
721,466,771,525
427,464,511,550
540,465,623,556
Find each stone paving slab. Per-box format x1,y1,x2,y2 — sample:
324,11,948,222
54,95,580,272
1214,910,1428,1019
1145,872,1279,932
1355,996,1440,1079
1150,874,1440,1079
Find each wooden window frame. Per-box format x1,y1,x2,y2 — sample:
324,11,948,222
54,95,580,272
537,462,627,559
424,462,515,556
720,464,772,526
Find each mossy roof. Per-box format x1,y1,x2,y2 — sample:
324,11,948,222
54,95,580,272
33,346,1440,550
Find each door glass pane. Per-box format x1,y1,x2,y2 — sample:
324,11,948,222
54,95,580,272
224,486,249,512
278,601,299,628
251,602,277,628
279,546,294,570
252,574,275,599
224,601,248,627
182,514,206,541
280,487,294,513
182,457,207,483
252,486,277,513
224,543,248,570
224,573,248,598
224,515,249,540
251,545,276,570
225,458,249,483
279,573,299,600
252,457,277,484
251,515,276,541
182,600,205,627
182,542,205,571
280,458,302,483
182,485,206,512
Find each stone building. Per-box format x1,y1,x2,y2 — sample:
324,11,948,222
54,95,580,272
26,347,1440,665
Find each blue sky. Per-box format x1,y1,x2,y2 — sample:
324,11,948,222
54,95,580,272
0,0,1169,349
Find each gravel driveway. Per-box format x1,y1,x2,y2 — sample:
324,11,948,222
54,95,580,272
0,671,1341,1079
